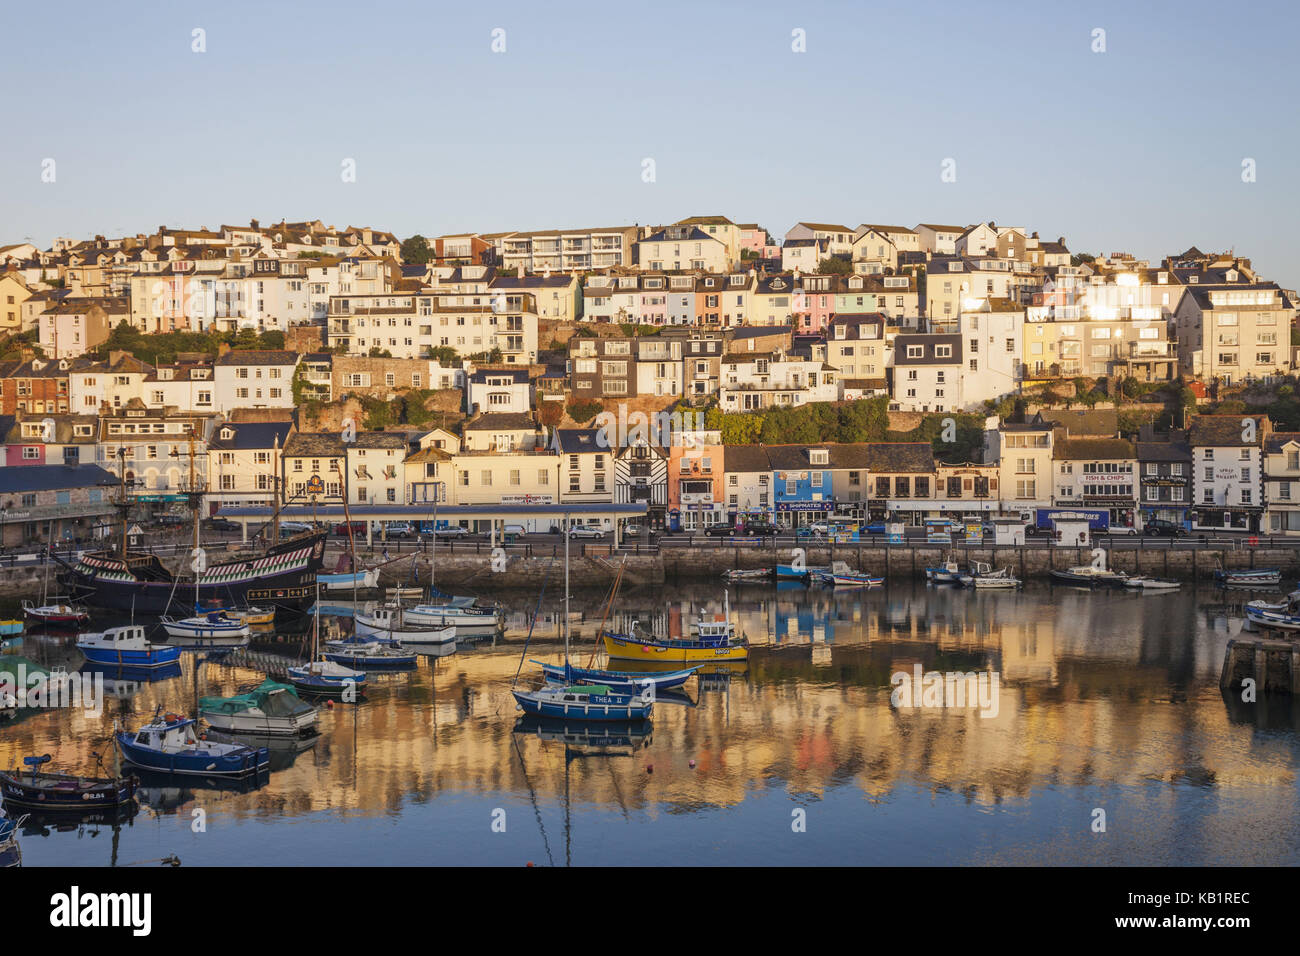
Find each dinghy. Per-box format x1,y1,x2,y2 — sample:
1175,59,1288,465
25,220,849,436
76,625,182,669
323,636,418,670
1050,565,1127,586
1245,590,1300,631
534,661,698,693
959,562,1022,589
925,554,962,584
286,659,368,697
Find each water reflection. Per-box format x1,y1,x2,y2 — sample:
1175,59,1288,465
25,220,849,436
1,581,1298,865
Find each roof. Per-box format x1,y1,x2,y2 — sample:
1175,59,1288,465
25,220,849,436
893,334,963,365
864,443,936,473
283,432,346,457
208,421,293,450
468,368,529,385
463,413,535,432
0,463,116,494
1040,408,1119,437
1053,438,1135,461
1188,415,1268,447
1136,440,1192,461
723,444,771,473
552,428,604,454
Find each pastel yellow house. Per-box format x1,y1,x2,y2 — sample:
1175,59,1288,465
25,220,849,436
0,273,30,333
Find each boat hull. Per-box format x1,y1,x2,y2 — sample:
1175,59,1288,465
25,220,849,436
1216,569,1282,586
115,733,269,777
602,633,749,663
199,710,318,736
0,771,137,810
512,689,653,721
537,662,698,692
58,535,326,615
354,615,456,647
77,645,182,669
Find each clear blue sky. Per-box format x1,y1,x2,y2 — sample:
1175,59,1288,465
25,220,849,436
3,0,1298,284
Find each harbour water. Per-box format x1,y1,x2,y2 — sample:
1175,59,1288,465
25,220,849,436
3,581,1299,867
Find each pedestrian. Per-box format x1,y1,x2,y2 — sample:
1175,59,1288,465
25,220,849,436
383,546,390,562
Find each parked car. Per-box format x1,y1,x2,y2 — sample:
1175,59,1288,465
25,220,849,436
1102,524,1139,536
157,513,187,527
280,520,314,534
567,525,606,539
704,523,738,537
333,521,366,537
624,523,643,537
796,523,830,537
864,521,888,534
203,517,238,532
377,522,414,538
741,522,779,537
1142,519,1187,537
434,525,470,539
501,524,528,538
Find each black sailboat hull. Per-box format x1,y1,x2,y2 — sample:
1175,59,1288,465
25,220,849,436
56,535,326,616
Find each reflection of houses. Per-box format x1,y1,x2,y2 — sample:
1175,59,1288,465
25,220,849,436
613,436,668,528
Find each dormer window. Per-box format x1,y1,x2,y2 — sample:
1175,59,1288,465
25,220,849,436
809,449,828,465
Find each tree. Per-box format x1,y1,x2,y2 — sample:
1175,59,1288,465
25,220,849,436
816,256,852,276
400,235,431,264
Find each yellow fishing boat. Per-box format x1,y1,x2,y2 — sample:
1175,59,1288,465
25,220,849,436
602,632,749,663
233,606,275,626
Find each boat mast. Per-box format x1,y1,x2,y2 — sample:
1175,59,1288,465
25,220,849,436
563,509,570,672
339,462,360,607
187,429,201,612
117,449,129,563
272,434,282,542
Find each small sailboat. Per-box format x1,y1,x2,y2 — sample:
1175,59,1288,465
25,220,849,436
116,711,270,778
1215,566,1282,587
534,660,698,693
76,625,182,669
354,603,456,650
288,580,367,697
0,754,137,812
199,679,318,737
513,527,655,720
21,601,88,627
925,554,962,584
401,595,502,634
159,610,252,646
513,680,655,721
959,562,1021,589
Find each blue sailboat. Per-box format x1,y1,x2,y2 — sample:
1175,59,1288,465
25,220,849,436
534,660,697,693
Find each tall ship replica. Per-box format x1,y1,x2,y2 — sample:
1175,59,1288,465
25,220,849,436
54,437,325,617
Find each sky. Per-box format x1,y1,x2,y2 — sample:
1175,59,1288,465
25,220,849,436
3,0,1298,284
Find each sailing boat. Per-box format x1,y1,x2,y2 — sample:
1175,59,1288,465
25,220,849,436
23,522,90,627
287,579,368,697
54,434,325,615
512,517,654,721
534,558,699,693
158,438,252,647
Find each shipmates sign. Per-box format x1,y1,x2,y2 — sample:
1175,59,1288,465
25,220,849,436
305,475,325,496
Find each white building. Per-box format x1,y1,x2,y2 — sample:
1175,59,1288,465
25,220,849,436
213,350,298,412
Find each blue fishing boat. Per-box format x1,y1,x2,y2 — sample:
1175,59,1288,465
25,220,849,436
0,755,137,812
286,660,368,697
775,563,810,580
534,660,698,693
925,554,962,584
323,636,417,670
512,682,654,721
318,569,379,592
76,625,182,669
116,712,269,778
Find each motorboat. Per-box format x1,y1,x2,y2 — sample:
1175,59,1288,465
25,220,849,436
354,603,456,650
199,679,319,736
1049,566,1127,587
159,611,251,646
1123,576,1181,591
116,713,269,778
959,562,1021,589
76,626,182,669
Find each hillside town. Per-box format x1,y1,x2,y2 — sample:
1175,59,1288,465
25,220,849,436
1,215,1298,546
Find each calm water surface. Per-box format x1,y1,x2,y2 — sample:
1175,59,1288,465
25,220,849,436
3,581,1298,866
